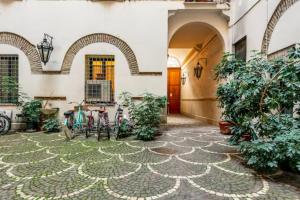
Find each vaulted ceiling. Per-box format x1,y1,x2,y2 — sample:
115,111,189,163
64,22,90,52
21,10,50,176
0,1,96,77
169,22,215,48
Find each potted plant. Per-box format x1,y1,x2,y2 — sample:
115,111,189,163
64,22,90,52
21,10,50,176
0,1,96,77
22,99,42,132
42,118,61,133
218,120,233,135
214,53,243,136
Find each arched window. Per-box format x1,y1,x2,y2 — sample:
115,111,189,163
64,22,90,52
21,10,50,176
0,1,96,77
167,56,181,68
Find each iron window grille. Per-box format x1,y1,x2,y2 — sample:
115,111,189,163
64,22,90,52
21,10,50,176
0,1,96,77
85,55,115,103
0,55,19,104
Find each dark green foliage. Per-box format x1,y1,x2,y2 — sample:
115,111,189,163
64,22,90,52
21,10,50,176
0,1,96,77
22,100,42,123
1,76,28,105
42,118,61,133
215,45,300,172
240,129,300,172
119,92,166,141
240,140,279,172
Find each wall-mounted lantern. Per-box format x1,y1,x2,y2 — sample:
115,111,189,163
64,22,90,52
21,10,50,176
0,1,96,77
37,34,54,65
181,71,187,85
194,58,207,80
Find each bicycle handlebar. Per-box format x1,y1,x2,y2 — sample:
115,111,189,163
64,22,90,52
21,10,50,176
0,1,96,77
68,100,85,105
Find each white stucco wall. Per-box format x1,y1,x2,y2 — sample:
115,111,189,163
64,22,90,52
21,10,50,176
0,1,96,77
230,0,300,58
0,0,231,122
180,35,223,125
268,1,300,54
1,0,297,123
0,0,171,118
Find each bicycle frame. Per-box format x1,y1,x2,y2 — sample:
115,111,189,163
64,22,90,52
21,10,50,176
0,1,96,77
64,100,87,137
114,104,133,139
96,105,110,141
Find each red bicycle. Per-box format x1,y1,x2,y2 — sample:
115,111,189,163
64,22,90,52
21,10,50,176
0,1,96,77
86,104,110,141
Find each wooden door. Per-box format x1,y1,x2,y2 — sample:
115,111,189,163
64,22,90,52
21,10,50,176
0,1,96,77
167,68,181,114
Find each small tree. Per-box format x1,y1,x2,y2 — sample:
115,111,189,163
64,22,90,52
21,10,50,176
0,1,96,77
215,45,300,172
119,92,166,141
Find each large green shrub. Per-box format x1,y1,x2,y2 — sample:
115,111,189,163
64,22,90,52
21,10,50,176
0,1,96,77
119,92,166,141
215,45,300,172
240,129,300,172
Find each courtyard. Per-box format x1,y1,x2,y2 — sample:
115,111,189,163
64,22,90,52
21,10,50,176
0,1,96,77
0,119,299,200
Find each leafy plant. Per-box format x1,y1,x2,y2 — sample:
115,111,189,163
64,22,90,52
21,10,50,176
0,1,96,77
42,118,61,133
0,76,28,106
22,100,42,123
240,129,300,172
215,46,300,144
215,45,300,172
119,92,166,141
240,140,280,171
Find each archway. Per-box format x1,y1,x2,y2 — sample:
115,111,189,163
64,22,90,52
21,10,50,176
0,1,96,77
168,22,224,125
0,32,43,73
61,33,140,75
262,0,299,54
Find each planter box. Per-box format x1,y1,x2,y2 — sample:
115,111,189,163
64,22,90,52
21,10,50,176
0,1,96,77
41,108,59,116
11,122,26,132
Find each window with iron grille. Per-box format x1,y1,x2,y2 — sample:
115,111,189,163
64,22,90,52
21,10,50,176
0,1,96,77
85,55,115,103
0,55,19,104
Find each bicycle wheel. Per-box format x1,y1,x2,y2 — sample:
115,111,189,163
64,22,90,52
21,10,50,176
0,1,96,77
5,116,12,133
62,124,74,141
0,117,6,134
106,126,110,140
114,125,120,140
0,116,11,135
97,129,101,141
96,119,101,141
85,128,89,138
86,117,94,138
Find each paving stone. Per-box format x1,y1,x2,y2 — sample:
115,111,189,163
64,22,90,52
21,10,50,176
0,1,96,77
0,123,299,200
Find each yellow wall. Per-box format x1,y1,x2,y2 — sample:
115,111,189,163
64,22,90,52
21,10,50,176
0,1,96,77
180,36,223,125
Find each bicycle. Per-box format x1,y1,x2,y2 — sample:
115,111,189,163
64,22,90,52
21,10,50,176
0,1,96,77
86,109,95,136
0,111,11,135
96,104,110,141
114,104,133,140
63,100,88,140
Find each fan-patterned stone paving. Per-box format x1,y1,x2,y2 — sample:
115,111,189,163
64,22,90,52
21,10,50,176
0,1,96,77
0,126,299,200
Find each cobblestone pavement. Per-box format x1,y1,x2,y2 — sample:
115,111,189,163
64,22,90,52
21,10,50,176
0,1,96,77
0,125,299,200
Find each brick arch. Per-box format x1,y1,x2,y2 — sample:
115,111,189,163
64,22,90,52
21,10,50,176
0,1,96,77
262,0,299,54
0,32,43,73
61,33,139,74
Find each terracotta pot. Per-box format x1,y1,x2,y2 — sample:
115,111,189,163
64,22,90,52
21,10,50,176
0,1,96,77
219,121,233,135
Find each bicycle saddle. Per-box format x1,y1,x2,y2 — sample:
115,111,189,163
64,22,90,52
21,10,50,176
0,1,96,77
64,110,74,116
98,107,106,113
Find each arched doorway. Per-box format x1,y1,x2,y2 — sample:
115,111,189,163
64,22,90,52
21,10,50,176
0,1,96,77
168,22,225,125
